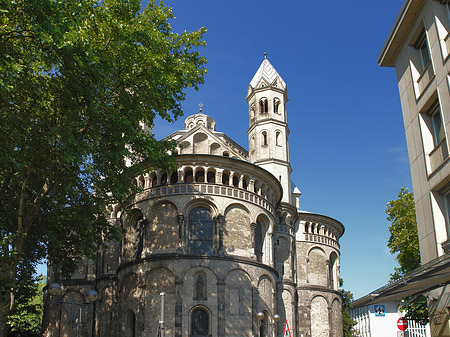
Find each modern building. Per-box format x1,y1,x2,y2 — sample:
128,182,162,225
350,299,430,337
355,1,450,336
43,56,345,337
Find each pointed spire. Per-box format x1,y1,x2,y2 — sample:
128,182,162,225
249,54,286,89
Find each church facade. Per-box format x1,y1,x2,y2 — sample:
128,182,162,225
44,56,345,337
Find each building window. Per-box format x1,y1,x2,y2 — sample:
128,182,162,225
420,99,449,172
259,98,268,113
262,131,268,146
188,208,213,254
191,308,209,336
430,102,445,148
273,98,281,114
415,30,431,72
255,222,264,262
275,131,281,146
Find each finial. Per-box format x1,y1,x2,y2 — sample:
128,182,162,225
198,102,203,113
264,52,267,59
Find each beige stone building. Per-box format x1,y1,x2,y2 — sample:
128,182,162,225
351,1,450,336
44,56,344,337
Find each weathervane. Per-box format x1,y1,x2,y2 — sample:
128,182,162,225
198,102,203,113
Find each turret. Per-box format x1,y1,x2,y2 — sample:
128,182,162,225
247,53,292,204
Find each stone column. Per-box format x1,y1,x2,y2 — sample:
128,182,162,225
216,170,223,185
239,176,244,189
179,167,184,183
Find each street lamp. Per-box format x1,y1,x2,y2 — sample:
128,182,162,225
257,312,280,337
48,282,97,337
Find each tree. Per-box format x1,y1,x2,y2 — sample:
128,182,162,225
7,269,44,337
386,188,420,281
340,278,355,337
386,188,428,323
0,0,206,335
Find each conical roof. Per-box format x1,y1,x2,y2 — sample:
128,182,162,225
249,53,286,89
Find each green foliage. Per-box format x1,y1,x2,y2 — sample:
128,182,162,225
7,267,44,337
0,0,206,333
340,278,356,337
386,188,428,323
386,188,420,281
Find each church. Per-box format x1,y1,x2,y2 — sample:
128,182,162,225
44,56,345,337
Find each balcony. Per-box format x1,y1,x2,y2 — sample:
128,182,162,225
416,62,434,98
429,138,449,173
135,183,275,213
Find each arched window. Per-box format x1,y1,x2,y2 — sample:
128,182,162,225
150,172,157,187
222,173,229,185
184,170,194,183
126,310,135,337
170,171,178,184
191,308,209,336
195,170,205,183
275,131,281,146
273,98,281,114
255,222,264,262
262,132,268,146
242,178,248,190
232,175,239,187
160,173,168,185
223,151,230,157
188,208,213,254
207,171,215,183
259,98,268,113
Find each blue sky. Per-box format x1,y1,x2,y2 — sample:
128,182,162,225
145,0,409,299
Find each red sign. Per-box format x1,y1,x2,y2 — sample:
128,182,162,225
283,320,292,337
397,317,408,331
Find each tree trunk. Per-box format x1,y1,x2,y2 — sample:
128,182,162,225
0,297,11,337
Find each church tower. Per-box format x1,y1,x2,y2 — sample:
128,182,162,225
247,53,292,204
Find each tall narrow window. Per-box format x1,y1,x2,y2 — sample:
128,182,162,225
262,132,268,146
191,308,209,336
430,103,445,148
259,98,268,113
275,131,281,146
273,98,281,114
415,30,431,72
188,208,213,254
255,222,264,262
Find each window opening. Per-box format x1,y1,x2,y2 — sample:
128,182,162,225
262,132,268,146
232,175,239,187
170,171,178,184
222,173,229,185
191,308,209,336
160,173,168,185
185,170,194,183
188,208,213,254
207,171,215,183
255,222,264,262
415,30,431,72
195,170,205,183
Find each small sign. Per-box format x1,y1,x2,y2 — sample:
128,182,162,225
283,320,291,337
434,316,443,325
398,331,409,337
375,305,385,316
397,317,408,331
